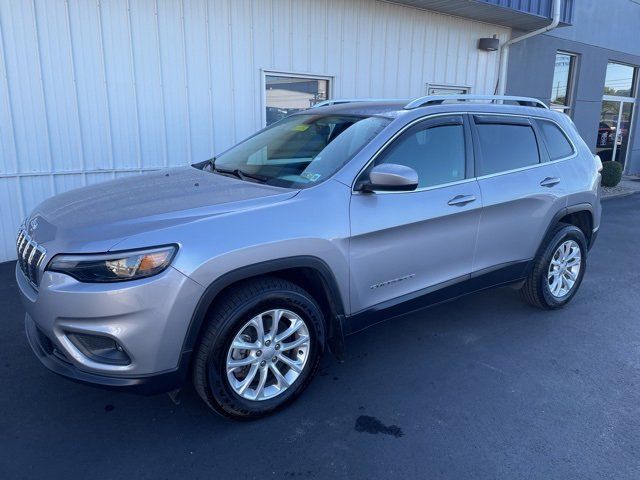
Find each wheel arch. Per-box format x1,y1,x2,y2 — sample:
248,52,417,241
535,204,595,264
179,256,347,379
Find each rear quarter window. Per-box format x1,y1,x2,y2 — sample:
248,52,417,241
476,123,540,176
537,119,575,160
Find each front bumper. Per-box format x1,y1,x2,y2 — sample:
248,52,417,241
25,314,188,394
17,263,204,392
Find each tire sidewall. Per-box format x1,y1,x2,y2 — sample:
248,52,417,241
539,225,588,308
204,288,325,419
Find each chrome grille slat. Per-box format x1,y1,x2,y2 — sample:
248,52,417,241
15,226,46,289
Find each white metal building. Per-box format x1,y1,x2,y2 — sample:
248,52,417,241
0,0,512,262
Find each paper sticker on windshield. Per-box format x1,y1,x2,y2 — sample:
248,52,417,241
293,125,310,132
301,172,322,182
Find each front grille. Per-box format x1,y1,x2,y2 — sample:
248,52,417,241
16,227,46,288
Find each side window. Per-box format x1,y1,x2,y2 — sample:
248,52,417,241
375,123,466,188
476,123,540,175
537,120,575,160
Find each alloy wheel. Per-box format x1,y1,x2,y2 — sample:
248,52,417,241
547,239,582,298
226,309,311,401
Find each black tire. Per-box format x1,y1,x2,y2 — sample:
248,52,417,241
192,277,325,420
520,223,588,310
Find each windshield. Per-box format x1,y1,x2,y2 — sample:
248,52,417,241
207,114,390,188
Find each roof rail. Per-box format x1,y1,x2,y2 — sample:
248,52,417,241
312,98,408,108
404,95,548,110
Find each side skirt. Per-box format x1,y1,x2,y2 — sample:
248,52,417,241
343,260,531,336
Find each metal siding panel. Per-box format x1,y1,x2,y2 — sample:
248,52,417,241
99,0,138,170
33,0,83,174
208,0,235,151
66,0,112,175
229,0,255,142
183,0,215,162
129,0,167,169
0,0,52,175
157,0,190,166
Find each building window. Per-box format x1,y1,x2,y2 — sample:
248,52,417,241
264,73,330,126
426,84,470,95
550,52,577,115
604,61,637,97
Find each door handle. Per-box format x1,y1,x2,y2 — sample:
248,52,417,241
540,177,561,187
447,194,477,207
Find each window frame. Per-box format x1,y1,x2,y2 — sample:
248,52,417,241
261,69,334,128
470,114,546,177
535,118,576,161
353,114,475,194
425,83,471,96
550,51,578,116
603,61,638,99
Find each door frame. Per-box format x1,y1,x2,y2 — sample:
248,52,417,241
602,95,636,173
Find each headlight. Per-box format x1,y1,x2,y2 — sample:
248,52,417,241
47,245,177,282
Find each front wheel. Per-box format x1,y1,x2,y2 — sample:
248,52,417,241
520,223,588,309
192,277,325,420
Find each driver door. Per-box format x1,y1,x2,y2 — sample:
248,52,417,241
348,115,482,315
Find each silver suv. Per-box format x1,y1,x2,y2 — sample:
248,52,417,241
17,95,602,419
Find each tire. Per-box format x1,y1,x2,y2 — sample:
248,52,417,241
520,223,588,310
192,277,325,420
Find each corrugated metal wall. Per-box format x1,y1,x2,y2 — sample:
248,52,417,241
0,0,509,262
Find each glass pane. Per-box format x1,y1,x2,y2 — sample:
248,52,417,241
265,75,328,126
214,114,389,188
604,62,636,97
616,102,634,167
427,86,469,95
550,53,574,107
538,120,575,160
376,124,465,188
476,124,540,175
596,100,620,162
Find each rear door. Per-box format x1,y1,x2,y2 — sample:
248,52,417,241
349,114,482,314
471,114,566,275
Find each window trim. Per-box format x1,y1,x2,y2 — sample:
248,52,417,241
352,112,578,193
425,83,472,96
550,51,578,116
260,69,334,128
470,113,578,180
352,113,474,194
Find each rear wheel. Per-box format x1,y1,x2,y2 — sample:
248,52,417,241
192,277,325,420
520,224,587,309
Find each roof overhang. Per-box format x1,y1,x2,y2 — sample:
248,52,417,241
386,0,572,30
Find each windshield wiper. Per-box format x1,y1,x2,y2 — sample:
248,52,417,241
210,162,268,184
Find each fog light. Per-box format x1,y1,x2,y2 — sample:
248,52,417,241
67,333,131,365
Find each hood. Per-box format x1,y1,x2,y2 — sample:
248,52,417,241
27,166,297,253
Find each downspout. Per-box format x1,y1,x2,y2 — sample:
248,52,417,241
497,0,562,95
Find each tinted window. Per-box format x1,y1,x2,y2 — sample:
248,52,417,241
375,124,466,188
538,120,574,160
476,124,539,175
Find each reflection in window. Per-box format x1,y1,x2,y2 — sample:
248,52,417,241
265,74,329,126
426,84,470,95
604,62,637,97
376,124,466,188
550,52,576,115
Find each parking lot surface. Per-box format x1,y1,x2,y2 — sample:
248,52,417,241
1,195,639,479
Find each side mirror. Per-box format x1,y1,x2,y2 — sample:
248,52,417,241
358,163,419,192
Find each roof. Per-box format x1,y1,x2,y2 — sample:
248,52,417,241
301,99,564,122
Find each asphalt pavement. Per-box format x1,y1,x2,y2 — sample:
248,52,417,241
1,194,639,479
